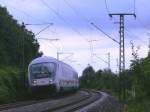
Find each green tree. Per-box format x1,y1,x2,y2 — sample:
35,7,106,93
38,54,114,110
0,6,42,68
0,6,42,103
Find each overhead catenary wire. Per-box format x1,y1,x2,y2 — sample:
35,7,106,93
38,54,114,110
1,0,62,51
25,23,63,49
63,0,96,36
134,0,136,14
57,52,74,60
61,53,74,61
37,38,61,55
94,53,111,69
37,38,59,41
88,40,99,63
124,27,147,45
40,0,88,42
63,0,119,46
63,0,115,68
1,0,58,38
136,17,150,33
104,0,110,15
91,22,119,44
93,54,108,64
60,0,121,69
25,23,53,26
1,1,49,24
111,17,147,45
63,0,90,23
111,16,147,47
131,0,150,36
35,24,52,36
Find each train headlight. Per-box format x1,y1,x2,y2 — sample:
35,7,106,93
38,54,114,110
49,79,52,83
32,80,37,84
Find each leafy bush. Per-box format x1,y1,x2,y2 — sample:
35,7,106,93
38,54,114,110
0,5,42,104
0,67,30,104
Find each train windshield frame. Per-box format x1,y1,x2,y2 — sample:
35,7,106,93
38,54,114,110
30,62,56,79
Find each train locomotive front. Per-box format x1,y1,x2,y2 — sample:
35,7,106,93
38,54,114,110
28,57,57,92
28,56,79,93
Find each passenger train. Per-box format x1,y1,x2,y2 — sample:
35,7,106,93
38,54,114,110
28,56,79,93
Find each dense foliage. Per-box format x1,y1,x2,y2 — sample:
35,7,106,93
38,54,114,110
80,52,150,111
0,6,42,103
0,6,42,68
0,67,30,103
80,66,118,95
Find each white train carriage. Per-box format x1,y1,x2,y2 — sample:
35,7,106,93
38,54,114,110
28,56,79,92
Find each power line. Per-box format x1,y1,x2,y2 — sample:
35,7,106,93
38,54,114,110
35,24,53,36
63,0,96,35
37,38,59,41
104,0,110,15
108,0,150,38
63,0,117,42
136,17,150,32
94,54,108,64
63,0,90,23
25,23,53,26
57,52,74,60
63,0,117,69
88,40,99,63
91,22,119,44
1,1,49,24
123,16,149,45
134,0,136,14
25,23,61,50
133,0,149,32
124,27,147,45
40,0,88,42
2,1,57,38
39,38,63,52
37,38,61,57
94,53,110,69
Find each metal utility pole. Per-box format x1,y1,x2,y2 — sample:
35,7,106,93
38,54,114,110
107,52,110,69
21,22,25,70
109,13,136,102
149,38,150,54
147,33,150,54
116,58,119,73
109,13,136,73
88,40,98,63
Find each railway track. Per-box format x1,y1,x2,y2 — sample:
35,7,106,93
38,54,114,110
49,91,101,112
0,92,75,111
0,90,105,112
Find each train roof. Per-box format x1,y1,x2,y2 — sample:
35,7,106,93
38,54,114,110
29,56,77,73
29,56,58,65
28,56,77,73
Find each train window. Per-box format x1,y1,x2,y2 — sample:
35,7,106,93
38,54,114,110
30,63,56,79
73,72,78,79
62,64,72,77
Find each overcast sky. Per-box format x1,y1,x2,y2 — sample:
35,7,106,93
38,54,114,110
0,0,150,75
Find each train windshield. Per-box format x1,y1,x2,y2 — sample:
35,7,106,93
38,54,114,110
30,63,56,79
